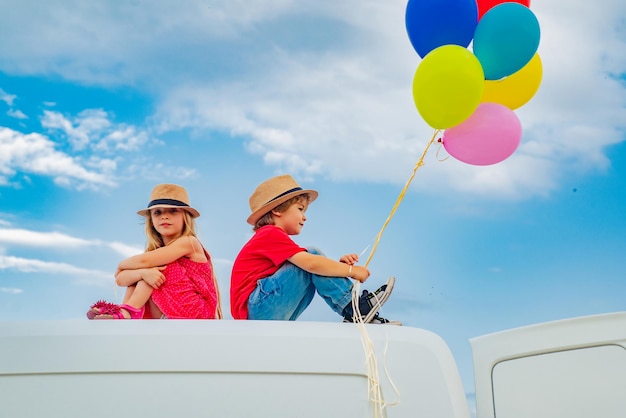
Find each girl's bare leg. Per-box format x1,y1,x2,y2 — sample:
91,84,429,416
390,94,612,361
96,282,153,319
120,281,153,318
122,285,136,304
147,299,164,319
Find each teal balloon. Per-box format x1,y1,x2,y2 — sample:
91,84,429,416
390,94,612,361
473,3,540,80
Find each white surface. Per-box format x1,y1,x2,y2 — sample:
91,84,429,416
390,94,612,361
0,320,470,418
470,311,626,418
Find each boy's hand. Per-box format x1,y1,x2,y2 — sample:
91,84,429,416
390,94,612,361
349,265,370,283
340,253,359,265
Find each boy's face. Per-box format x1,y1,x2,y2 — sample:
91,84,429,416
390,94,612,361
272,200,308,235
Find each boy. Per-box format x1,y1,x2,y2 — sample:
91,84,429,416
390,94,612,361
230,174,399,324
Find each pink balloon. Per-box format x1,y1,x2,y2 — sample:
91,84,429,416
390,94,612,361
443,103,522,166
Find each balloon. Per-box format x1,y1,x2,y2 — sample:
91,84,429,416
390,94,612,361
405,0,478,58
442,103,522,166
473,3,540,80
477,0,530,20
481,53,543,109
412,45,485,129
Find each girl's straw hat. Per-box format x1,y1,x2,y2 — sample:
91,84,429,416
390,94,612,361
137,184,200,218
247,174,318,225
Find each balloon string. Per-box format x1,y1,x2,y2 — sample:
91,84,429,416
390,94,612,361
364,128,441,268
435,140,449,162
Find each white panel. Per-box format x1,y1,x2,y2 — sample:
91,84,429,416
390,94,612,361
492,345,626,418
0,320,471,418
471,311,626,418
0,372,368,418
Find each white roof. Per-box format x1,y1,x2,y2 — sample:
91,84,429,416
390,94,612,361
0,320,470,418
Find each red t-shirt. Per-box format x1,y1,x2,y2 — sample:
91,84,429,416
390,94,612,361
230,225,306,319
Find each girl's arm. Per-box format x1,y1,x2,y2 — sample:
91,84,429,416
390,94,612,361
117,236,199,271
288,251,370,283
115,267,166,288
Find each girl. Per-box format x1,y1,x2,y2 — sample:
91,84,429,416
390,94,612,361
87,184,222,320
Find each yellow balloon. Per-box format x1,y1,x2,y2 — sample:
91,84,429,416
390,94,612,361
412,45,484,129
481,53,543,110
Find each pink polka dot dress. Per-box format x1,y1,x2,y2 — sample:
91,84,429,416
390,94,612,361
151,250,219,319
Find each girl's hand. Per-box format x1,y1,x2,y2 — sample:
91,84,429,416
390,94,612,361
142,266,166,289
349,265,370,283
339,253,359,265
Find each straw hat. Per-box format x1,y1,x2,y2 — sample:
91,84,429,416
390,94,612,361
137,184,200,218
247,174,318,225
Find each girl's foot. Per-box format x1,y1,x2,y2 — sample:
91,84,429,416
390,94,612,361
86,300,117,319
88,301,144,320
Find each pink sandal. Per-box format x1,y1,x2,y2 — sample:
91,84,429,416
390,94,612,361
86,300,113,319
87,300,144,320
119,304,145,319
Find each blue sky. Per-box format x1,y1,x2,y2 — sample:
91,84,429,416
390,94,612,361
0,0,625,411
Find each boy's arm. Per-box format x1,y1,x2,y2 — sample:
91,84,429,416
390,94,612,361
289,251,370,283
117,236,195,271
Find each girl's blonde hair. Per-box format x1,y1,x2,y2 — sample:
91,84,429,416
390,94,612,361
254,193,311,231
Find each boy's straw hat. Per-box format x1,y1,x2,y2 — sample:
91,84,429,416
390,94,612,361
247,174,318,225
137,184,200,218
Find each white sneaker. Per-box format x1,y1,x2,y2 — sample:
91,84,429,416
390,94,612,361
343,312,402,326
344,277,396,324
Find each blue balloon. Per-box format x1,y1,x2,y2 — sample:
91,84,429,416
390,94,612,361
473,3,541,80
405,0,478,59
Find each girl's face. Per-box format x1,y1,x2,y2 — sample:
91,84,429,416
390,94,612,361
150,207,185,242
273,201,308,235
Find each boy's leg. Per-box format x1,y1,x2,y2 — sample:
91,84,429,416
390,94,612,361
305,248,397,323
310,273,354,316
247,262,316,320
306,247,354,316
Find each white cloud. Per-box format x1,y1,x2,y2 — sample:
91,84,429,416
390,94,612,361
149,1,626,199
0,88,16,106
41,110,94,150
0,0,624,199
0,287,23,294
0,227,148,262
108,241,143,258
0,228,142,286
0,254,110,280
7,109,27,119
41,109,151,153
0,126,116,188
0,228,97,248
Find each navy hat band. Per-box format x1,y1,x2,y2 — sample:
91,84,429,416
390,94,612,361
265,187,303,205
148,198,190,208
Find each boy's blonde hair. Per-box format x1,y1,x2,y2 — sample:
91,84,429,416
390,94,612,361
254,193,311,231
144,210,197,251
